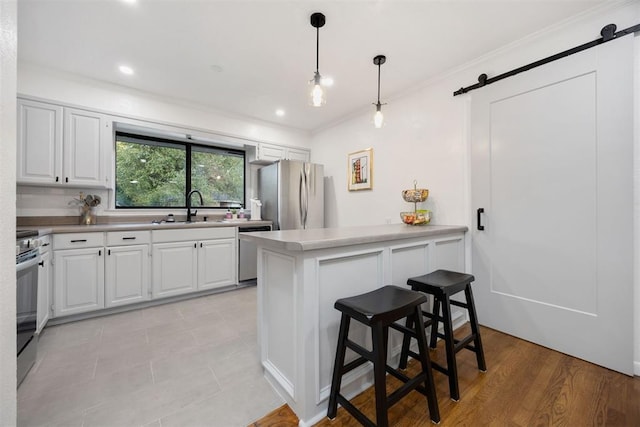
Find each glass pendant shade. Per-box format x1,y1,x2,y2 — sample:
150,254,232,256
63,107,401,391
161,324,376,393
309,72,326,107
373,104,384,128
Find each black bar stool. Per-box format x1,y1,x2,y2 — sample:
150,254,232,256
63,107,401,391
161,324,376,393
399,269,486,401
327,285,440,427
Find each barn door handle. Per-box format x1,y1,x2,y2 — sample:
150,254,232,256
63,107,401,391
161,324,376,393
477,208,485,231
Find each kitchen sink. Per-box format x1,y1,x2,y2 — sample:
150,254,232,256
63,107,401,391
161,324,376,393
151,220,198,225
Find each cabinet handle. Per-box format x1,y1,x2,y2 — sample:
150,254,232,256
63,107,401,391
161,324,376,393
70,239,87,243
200,242,203,248
55,176,59,182
98,250,102,256
38,261,44,267
477,208,485,231
65,177,69,183
42,243,50,247
122,237,136,240
108,249,111,255
194,243,197,248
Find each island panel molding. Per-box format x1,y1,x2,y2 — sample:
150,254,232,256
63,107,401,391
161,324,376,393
316,248,385,402
261,249,297,398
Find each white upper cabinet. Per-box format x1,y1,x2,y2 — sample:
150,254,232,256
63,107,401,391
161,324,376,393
17,99,63,185
254,142,310,164
17,99,111,188
64,108,110,187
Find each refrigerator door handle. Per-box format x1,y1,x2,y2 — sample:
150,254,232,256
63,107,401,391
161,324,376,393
299,167,309,228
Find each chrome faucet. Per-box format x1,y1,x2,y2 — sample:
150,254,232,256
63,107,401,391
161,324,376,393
186,190,203,223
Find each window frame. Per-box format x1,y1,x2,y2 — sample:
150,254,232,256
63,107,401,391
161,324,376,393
115,131,246,210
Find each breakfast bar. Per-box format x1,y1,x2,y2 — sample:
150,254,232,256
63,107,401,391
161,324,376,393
239,224,468,426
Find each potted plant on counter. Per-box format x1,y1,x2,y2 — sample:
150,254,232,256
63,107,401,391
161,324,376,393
69,192,102,225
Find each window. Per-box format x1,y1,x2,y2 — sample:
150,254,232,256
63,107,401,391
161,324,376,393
115,132,245,209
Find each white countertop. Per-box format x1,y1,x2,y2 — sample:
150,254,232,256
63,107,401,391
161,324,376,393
238,223,468,251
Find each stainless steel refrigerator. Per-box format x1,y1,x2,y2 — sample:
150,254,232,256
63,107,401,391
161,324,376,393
257,160,324,230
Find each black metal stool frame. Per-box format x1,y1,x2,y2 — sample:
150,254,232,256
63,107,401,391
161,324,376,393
399,270,486,401
327,286,440,426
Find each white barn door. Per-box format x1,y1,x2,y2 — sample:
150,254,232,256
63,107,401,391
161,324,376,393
470,36,634,375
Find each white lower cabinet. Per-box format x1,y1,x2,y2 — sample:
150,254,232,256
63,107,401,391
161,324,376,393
53,246,105,317
105,244,150,307
52,232,105,317
152,241,198,298
105,231,151,307
51,227,238,318
36,236,52,333
152,227,237,297
198,238,237,290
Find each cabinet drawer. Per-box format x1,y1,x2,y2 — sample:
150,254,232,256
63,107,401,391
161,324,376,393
152,227,236,243
39,235,52,253
53,232,104,249
106,230,150,246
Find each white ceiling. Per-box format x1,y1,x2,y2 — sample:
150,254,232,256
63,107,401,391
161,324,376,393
18,0,607,132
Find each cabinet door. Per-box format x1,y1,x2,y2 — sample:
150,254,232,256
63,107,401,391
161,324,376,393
105,244,150,307
152,242,197,298
197,238,237,290
257,143,286,163
17,99,63,184
287,147,310,162
36,250,51,330
54,247,105,317
64,108,109,187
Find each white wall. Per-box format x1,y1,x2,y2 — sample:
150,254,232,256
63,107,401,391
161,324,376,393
311,2,640,373
1,1,17,424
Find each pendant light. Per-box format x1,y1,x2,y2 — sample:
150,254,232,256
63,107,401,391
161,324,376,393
373,55,386,128
309,12,326,107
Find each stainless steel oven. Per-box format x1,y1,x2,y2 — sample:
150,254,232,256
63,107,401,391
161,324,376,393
16,230,40,387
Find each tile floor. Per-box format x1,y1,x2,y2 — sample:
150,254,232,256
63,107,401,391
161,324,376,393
17,286,284,427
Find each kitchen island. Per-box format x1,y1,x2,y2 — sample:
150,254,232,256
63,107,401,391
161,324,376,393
239,224,468,426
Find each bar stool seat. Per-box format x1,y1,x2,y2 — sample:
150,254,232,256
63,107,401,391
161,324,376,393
327,285,440,426
399,269,486,401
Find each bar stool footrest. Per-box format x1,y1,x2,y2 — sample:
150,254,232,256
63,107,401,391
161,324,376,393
336,394,376,427
340,355,370,376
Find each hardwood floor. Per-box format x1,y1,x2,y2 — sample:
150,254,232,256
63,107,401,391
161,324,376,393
251,325,640,426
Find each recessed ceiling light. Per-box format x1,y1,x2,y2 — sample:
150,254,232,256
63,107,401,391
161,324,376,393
321,76,334,87
275,109,285,117
119,65,134,75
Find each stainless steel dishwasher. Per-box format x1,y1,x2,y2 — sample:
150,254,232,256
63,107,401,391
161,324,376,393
238,225,271,282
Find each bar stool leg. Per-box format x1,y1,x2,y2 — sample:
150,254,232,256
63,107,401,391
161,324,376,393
413,308,441,424
372,323,389,427
464,285,487,372
327,314,350,419
398,314,414,370
440,293,460,401
429,297,441,349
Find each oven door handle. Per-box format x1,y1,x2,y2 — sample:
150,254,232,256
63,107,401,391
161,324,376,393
17,254,41,273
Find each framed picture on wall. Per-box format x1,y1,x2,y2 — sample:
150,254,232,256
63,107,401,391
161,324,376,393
347,148,373,191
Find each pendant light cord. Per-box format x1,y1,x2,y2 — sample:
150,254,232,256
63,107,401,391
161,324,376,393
376,63,381,104
316,26,320,73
